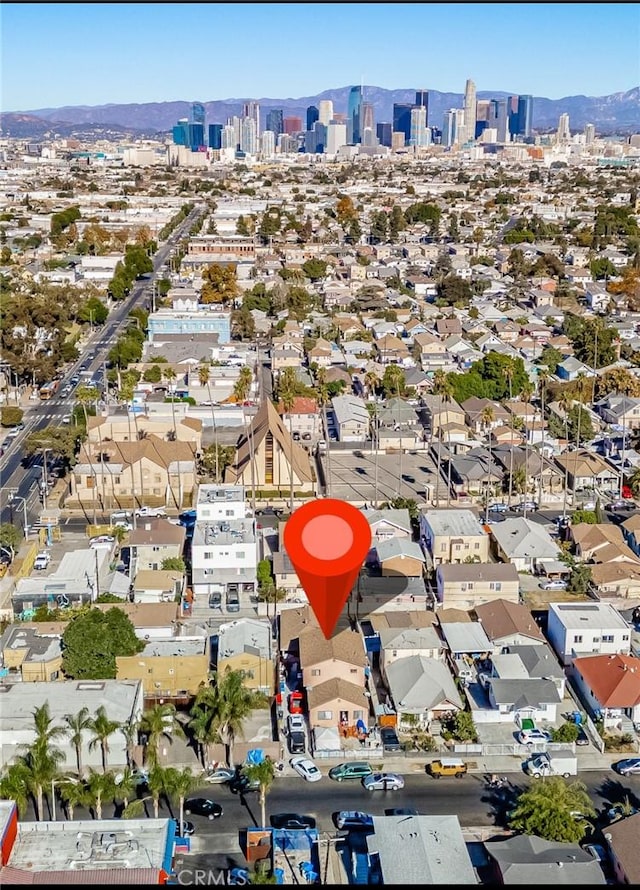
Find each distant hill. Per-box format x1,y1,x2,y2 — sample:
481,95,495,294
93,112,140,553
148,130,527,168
2,85,638,139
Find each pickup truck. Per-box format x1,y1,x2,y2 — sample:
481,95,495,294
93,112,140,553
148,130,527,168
525,751,577,778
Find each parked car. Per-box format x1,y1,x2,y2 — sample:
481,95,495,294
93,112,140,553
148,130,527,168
61,414,72,424
208,592,222,609
270,813,316,830
613,757,640,776
287,714,305,733
380,727,402,752
518,729,551,745
515,500,538,511
135,506,167,518
290,756,322,783
385,807,420,816
363,772,405,792
426,758,468,779
177,820,195,836
328,762,373,782
33,552,51,571
230,772,260,794
489,503,509,513
184,798,223,819
575,726,590,746
540,579,567,590
288,691,303,714
204,767,236,784
225,590,240,612
334,811,374,830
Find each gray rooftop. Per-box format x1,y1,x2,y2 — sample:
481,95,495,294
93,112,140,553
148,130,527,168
490,518,560,559
549,602,630,629
439,621,493,654
192,518,256,547
505,644,564,681
385,655,463,712
367,815,476,884
423,509,487,538
378,626,442,653
197,484,246,504
489,678,562,708
0,626,60,664
375,537,426,563
140,637,206,657
218,618,271,660
485,834,605,884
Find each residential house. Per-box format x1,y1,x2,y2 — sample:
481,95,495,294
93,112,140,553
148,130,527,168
308,338,334,368
421,394,466,439
420,509,490,566
271,342,304,372
331,394,370,441
435,317,462,337
276,396,322,445
546,602,632,666
448,447,504,498
606,813,640,885
589,562,640,601
127,517,186,572
438,622,494,663
307,677,370,738
571,523,640,565
585,282,612,312
299,626,367,691
484,835,605,885
500,644,566,697
556,356,595,382
482,669,562,725
191,516,257,601
131,569,185,604
571,653,640,733
461,398,510,434
492,447,565,497
622,513,640,556
473,599,546,648
435,563,520,610
554,450,619,492
375,537,426,577
87,414,202,450
225,398,316,497
0,625,62,682
216,618,273,694
354,576,430,618
378,626,444,676
596,395,640,430
375,333,411,366
195,483,249,521
362,508,412,543
490,518,560,573
384,655,464,729
413,332,450,371
116,636,209,701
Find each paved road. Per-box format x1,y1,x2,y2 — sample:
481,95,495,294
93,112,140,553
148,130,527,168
0,207,203,531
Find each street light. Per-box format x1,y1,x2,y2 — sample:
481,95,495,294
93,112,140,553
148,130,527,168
7,491,28,535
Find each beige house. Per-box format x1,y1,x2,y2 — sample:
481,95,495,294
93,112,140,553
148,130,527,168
87,413,202,450
69,436,197,511
589,562,640,600
378,625,444,677
128,518,186,571
225,399,316,497
307,677,370,734
554,450,620,491
0,625,62,682
299,626,367,688
571,523,640,564
435,563,520,610
116,637,210,701
271,343,304,372
216,618,273,694
420,509,490,566
131,569,185,604
420,395,466,438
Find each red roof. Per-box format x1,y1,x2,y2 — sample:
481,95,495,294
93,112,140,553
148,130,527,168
277,397,319,415
573,654,640,707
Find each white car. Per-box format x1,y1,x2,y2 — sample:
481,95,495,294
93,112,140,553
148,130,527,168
135,506,167,518
362,772,405,792
61,414,72,424
287,713,305,733
203,767,236,784
540,579,567,590
518,728,551,745
290,756,322,783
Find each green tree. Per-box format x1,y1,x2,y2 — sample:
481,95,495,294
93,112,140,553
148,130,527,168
382,364,405,397
0,763,31,816
140,704,183,768
538,345,563,375
59,776,87,820
162,766,197,831
88,705,121,773
508,776,595,842
548,404,594,445
572,509,597,525
64,707,92,779
551,722,580,744
84,769,116,820
257,559,274,595
24,426,79,468
242,758,275,828
567,563,592,595
233,366,253,403
161,556,185,572
0,406,24,427
61,608,144,679
301,259,327,281
0,522,20,554
18,737,65,821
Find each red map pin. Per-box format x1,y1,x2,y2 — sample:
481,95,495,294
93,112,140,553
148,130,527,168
284,498,372,639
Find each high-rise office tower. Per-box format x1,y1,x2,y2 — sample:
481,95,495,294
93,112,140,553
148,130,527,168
277,133,295,153
172,118,189,146
347,85,363,144
415,89,429,126
318,99,334,126
266,109,284,137
221,124,236,150
410,105,429,147
361,102,375,135
463,79,476,143
240,117,257,154
557,113,571,143
283,116,302,135
227,115,242,149
442,109,465,147
507,95,519,140
261,130,275,157
188,102,206,150
584,123,596,145
208,123,223,150
393,103,413,143
376,122,392,147
489,99,509,142
242,101,260,137
517,95,533,138
306,105,319,131
191,102,206,127
313,121,327,153
326,121,347,154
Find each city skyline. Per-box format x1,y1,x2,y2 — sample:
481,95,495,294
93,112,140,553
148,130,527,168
1,2,637,111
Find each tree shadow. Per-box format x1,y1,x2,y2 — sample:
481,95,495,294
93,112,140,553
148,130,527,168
594,777,640,819
238,793,259,828
479,776,524,828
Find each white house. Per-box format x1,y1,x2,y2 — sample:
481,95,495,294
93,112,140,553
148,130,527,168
546,602,632,666
190,516,258,601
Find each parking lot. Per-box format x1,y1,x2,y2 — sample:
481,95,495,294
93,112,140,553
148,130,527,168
318,448,440,506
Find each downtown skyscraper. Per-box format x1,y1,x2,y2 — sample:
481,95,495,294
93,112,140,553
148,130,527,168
463,79,476,143
347,85,363,144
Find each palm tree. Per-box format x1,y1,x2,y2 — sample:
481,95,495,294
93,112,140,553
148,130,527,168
75,384,101,523
432,371,454,507
18,738,65,821
85,769,116,821
116,381,144,518
537,368,550,506
572,373,589,507
199,361,219,481
119,720,140,769
187,700,220,769
233,366,253,404
278,367,298,514
162,766,197,831
64,707,92,779
113,766,137,811
0,762,31,817
88,706,121,774
139,704,183,768
59,776,87,820
315,365,332,497
504,364,514,402
559,391,572,519
162,365,180,506
481,405,495,522
364,370,380,400
521,382,534,518
147,765,167,819
242,759,275,829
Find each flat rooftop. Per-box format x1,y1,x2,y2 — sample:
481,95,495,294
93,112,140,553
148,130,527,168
7,818,171,873
140,637,206,657
197,484,246,504
192,518,256,547
550,602,631,629
424,509,486,538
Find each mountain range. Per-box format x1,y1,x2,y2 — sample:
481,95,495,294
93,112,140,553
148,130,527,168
1,85,638,140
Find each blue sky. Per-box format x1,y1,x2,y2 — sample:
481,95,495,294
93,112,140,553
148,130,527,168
2,3,638,111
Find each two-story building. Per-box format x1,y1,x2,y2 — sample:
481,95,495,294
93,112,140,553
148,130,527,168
420,509,489,567
191,516,257,603
127,518,186,572
216,618,273,694
547,602,632,666
435,563,520,610
330,394,370,442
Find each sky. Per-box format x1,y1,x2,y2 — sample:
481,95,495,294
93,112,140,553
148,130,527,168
2,2,638,111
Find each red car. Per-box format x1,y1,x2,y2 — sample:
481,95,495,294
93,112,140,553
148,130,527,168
288,692,303,714
622,485,633,499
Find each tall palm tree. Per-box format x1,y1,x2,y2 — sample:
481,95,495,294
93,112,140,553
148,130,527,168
113,766,137,811
75,384,101,522
116,381,144,519
187,700,220,769
139,704,183,768
88,706,121,774
521,382,534,518
233,366,253,404
0,762,31,817
481,405,495,522
85,769,116,821
364,369,380,400
162,766,197,831
242,759,275,829
537,368,550,507
119,720,140,770
573,372,589,507
18,738,65,821
64,707,92,779
559,391,572,519
199,361,219,481
162,365,180,506
278,366,298,514
59,776,87,821
504,364,514,403
316,366,332,498
147,765,167,819
432,371,454,507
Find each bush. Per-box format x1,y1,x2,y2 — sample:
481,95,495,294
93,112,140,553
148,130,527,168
551,722,580,743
